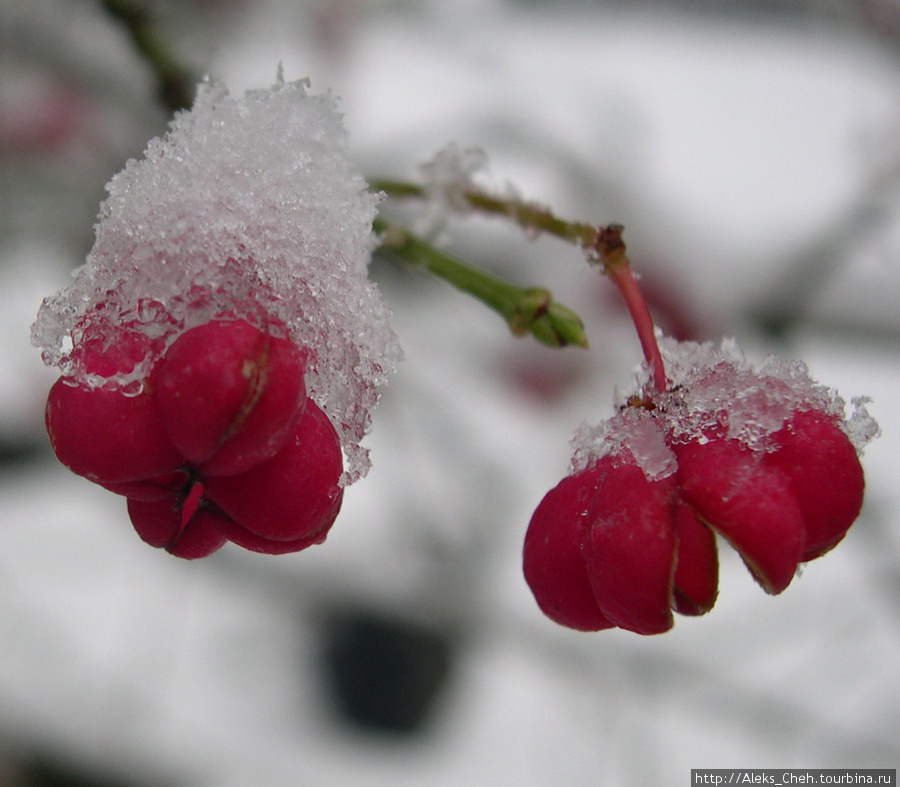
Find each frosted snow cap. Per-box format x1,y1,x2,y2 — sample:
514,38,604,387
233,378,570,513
31,74,401,484
571,406,676,482
571,334,878,481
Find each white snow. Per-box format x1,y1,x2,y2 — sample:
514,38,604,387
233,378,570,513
30,74,401,483
570,406,677,481
569,332,879,480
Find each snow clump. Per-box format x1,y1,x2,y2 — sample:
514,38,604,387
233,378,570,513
31,74,401,483
570,334,878,482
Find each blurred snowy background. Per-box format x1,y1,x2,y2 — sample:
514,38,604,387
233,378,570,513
2,0,899,785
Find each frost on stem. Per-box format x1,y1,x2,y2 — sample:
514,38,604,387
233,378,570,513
31,75,401,483
414,144,531,239
418,144,490,218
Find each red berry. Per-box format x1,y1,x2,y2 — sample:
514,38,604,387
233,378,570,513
216,518,331,555
671,500,718,616
523,462,614,632
166,510,230,559
71,317,168,380
127,489,229,559
44,314,353,560
155,319,307,474
203,398,344,544
46,377,181,485
763,409,864,561
584,457,677,635
675,437,805,595
101,469,189,502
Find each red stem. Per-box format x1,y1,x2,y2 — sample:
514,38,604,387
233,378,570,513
595,226,667,393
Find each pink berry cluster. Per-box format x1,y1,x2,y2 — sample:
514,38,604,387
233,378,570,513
46,318,344,559
523,338,873,635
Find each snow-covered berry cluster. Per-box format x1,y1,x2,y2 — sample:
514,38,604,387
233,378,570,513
32,74,400,556
47,319,342,557
524,336,878,635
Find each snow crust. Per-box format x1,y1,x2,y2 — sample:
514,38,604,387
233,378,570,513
571,406,677,483
31,74,401,483
571,334,879,481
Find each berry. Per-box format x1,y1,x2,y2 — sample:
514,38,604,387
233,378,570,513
524,339,872,633
671,500,718,616
155,319,307,474
583,457,677,635
762,409,864,561
216,518,331,555
102,470,188,502
127,493,230,559
519,235,874,636
203,398,344,545
675,436,805,595
45,318,344,559
525,451,721,635
46,376,181,485
523,462,614,632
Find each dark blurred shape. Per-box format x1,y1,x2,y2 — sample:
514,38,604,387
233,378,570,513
751,197,890,339
99,0,197,114
8,750,169,787
0,439,43,470
321,608,454,735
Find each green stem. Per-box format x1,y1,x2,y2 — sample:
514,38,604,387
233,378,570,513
100,0,196,113
370,179,599,249
373,217,587,348
463,191,598,248
372,181,667,388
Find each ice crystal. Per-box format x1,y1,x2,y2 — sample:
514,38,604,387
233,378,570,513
31,74,401,483
419,143,488,211
412,144,489,237
846,397,881,452
571,334,877,481
571,407,676,482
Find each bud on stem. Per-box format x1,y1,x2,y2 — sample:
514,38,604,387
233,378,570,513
373,217,588,348
374,180,666,385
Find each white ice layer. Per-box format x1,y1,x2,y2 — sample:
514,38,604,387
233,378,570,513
571,407,677,482
571,334,879,481
31,75,401,484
